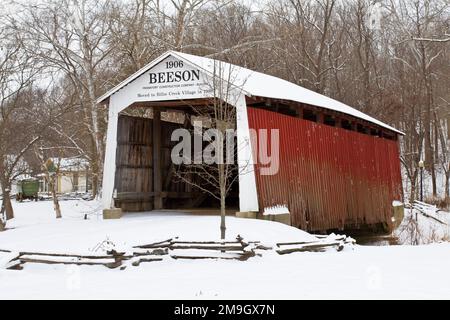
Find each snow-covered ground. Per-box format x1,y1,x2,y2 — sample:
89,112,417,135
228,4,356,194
1,199,450,299
395,205,450,245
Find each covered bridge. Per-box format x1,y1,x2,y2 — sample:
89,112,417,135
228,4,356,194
97,50,403,233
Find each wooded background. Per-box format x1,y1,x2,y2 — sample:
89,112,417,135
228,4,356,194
0,0,449,208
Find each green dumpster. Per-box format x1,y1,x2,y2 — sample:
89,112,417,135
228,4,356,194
16,179,39,202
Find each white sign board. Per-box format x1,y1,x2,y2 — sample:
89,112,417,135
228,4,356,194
113,56,214,109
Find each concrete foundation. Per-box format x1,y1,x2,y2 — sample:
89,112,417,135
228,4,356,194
262,213,291,226
103,208,123,219
236,211,291,226
235,211,258,219
392,202,404,229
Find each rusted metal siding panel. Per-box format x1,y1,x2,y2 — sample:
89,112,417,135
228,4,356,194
247,107,403,232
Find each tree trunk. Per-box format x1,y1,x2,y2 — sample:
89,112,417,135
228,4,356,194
424,107,435,195
219,162,226,240
430,162,437,198
49,175,61,219
91,157,99,198
92,172,98,199
87,79,103,197
408,166,419,203
410,177,417,203
82,29,104,180
445,168,450,202
421,41,437,197
0,200,5,231
174,1,188,50
4,192,13,220
447,116,450,140
220,193,226,240
2,183,14,220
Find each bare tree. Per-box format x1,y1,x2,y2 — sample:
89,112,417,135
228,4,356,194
13,0,112,197
108,0,168,74
37,152,62,219
0,24,41,225
385,0,450,198
170,0,211,50
173,61,247,239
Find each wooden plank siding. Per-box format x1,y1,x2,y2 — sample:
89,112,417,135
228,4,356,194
114,114,206,211
115,115,154,211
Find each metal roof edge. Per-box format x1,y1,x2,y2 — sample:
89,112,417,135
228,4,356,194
96,50,404,136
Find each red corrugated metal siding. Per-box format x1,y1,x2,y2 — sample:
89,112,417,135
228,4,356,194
247,107,403,232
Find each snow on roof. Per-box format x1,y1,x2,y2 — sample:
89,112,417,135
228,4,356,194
97,50,403,135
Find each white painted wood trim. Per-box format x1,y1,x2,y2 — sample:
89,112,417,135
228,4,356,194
101,97,119,209
235,94,259,212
